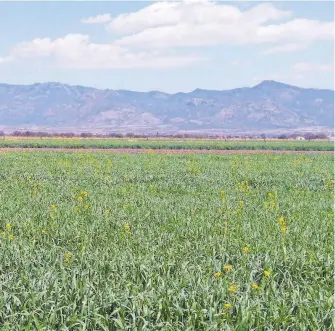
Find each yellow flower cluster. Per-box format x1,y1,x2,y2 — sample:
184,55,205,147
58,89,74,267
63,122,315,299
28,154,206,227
1,223,14,241
214,265,232,279
264,192,279,211
220,190,226,203
74,191,88,202
237,181,250,193
224,303,232,310
224,265,232,272
64,252,72,264
278,216,287,234
214,272,222,279
229,284,237,293
123,223,132,236
73,191,91,212
213,260,267,298
252,283,260,290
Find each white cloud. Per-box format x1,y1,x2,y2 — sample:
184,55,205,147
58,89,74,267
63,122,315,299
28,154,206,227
292,62,334,73
0,56,13,64
1,34,203,69
81,14,112,24
104,1,332,51
263,43,308,54
107,2,290,36
1,1,333,71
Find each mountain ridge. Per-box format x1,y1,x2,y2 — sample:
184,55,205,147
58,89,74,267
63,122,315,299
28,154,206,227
0,80,333,133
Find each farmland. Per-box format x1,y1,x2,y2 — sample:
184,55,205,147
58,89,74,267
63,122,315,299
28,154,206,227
0,151,333,330
0,137,333,151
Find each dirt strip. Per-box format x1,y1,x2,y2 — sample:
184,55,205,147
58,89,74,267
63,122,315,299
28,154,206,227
0,147,333,154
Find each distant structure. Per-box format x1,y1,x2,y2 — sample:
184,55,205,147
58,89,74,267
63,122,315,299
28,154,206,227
295,136,305,140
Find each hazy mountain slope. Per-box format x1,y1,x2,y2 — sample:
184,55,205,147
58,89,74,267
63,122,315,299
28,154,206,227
0,80,333,132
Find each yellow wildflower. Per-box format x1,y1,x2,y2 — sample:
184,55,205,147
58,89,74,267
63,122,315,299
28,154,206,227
281,225,287,233
224,265,232,272
5,223,12,232
8,234,14,241
224,303,232,310
264,270,271,277
214,272,222,279
50,204,57,211
252,283,260,290
243,247,249,254
237,181,250,193
278,217,286,226
229,284,237,293
124,224,131,234
105,210,111,215
64,252,72,264
81,191,88,197
77,196,83,202
41,228,46,234
220,190,226,203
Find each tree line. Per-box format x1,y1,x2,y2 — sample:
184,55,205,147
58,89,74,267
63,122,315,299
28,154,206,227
0,130,330,140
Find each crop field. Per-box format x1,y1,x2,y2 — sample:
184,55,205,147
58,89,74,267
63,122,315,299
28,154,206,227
0,137,333,151
0,151,333,330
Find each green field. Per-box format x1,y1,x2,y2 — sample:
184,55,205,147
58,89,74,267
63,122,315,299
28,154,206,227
0,137,333,151
0,151,333,330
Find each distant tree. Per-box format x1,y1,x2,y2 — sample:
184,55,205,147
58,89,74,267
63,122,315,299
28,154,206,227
0,131,4,137
22,131,32,137
314,133,328,139
115,133,123,138
260,133,266,142
288,133,298,139
80,132,93,138
126,133,135,138
61,132,75,138
278,134,287,139
304,132,315,141
36,131,49,137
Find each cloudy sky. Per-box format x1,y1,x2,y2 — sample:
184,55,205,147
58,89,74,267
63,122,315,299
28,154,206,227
0,0,333,92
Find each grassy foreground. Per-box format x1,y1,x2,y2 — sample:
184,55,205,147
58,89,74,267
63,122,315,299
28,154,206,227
0,137,333,151
0,151,333,330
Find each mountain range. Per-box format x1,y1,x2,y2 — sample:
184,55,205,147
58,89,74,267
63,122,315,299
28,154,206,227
0,80,333,134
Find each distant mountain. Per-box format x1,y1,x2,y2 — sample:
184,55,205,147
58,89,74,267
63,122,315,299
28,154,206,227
0,80,333,133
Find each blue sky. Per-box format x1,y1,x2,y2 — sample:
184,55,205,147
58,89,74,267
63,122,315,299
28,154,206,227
0,1,333,92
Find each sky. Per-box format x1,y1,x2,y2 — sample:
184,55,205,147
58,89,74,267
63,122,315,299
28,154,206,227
0,0,333,93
